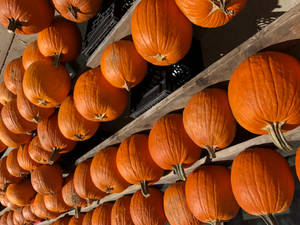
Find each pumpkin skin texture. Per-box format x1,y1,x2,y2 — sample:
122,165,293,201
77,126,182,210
111,196,134,225
3,58,25,95
100,40,147,91
13,209,26,225
91,203,113,225
6,148,29,177
0,82,16,105
130,188,166,225
31,193,60,219
82,211,93,225
116,134,164,197
183,88,236,159
228,52,300,152
52,216,71,225
0,212,8,225
58,95,100,141
0,191,9,206
0,140,6,154
6,179,36,206
74,67,129,122
90,147,129,194
149,113,201,181
185,165,239,224
231,148,294,217
44,191,71,213
23,61,71,108
0,157,22,189
131,0,192,66
6,211,14,225
69,214,85,225
22,205,40,222
17,144,40,171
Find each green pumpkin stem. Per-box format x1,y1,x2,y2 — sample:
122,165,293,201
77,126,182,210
260,214,279,225
172,164,186,181
49,147,60,165
53,52,62,67
140,180,150,198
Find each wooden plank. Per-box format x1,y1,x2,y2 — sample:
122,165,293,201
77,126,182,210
76,3,300,165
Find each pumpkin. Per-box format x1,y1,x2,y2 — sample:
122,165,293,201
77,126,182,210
0,212,8,225
31,193,60,219
0,157,22,189
111,196,134,225
37,17,81,66
100,40,148,91
116,134,163,197
52,0,102,22
296,147,300,181
0,82,15,105
38,113,77,164
74,67,128,122
23,61,71,108
69,214,85,225
175,0,247,28
6,211,14,225
0,140,7,154
17,144,40,171
185,165,239,224
13,209,26,225
231,148,294,223
82,211,93,225
22,205,40,222
3,58,25,95
130,188,166,225
92,203,113,225
0,191,9,206
31,164,63,195
73,159,105,202
52,216,71,225
6,179,36,206
17,87,55,124
58,95,100,141
228,51,300,152
131,0,192,66
44,191,71,213
6,148,29,177
148,113,201,181
183,88,236,159
90,147,129,194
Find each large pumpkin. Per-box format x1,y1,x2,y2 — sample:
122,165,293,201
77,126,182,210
52,0,102,22
6,148,29,177
52,216,71,225
37,17,81,66
69,214,85,225
22,205,40,222
231,148,294,223
92,203,113,225
100,40,148,91
23,61,71,108
6,211,14,225
13,209,26,225
74,67,128,122
130,188,166,225
31,193,60,219
228,52,300,152
149,113,201,181
17,144,40,171
82,211,93,225
44,191,71,213
90,147,129,194
116,134,163,197
183,88,236,159
3,58,25,95
58,95,100,141
175,0,247,28
0,82,15,106
6,179,36,206
185,165,239,224
131,0,192,66
111,196,134,225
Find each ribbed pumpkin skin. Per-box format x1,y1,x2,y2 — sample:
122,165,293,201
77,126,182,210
6,211,14,225
6,148,29,177
62,176,87,208
0,157,22,186
31,164,63,195
3,58,25,95
22,205,40,222
0,192,9,206
92,203,113,225
111,196,134,225
31,193,60,219
7,201,20,211
17,144,40,171
52,216,71,225
74,159,105,201
130,188,166,225
90,147,129,194
164,182,201,225
131,0,192,66
296,147,300,181
6,180,36,206
13,209,26,225
52,0,102,22
82,211,93,225
231,148,295,216
0,82,16,105
74,67,128,122
101,40,147,90
58,96,100,141
44,191,71,213
0,140,6,154
0,0,54,34
37,17,81,62
69,214,85,225
175,0,246,28
0,212,8,225
23,61,71,108
185,165,239,223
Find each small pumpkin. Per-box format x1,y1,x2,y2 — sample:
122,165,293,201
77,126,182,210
0,156,22,189
82,211,93,225
22,205,40,222
44,191,71,213
111,196,134,225
0,212,8,225
130,188,166,225
100,40,148,91
149,113,201,181
6,211,14,225
92,203,113,225
23,61,71,108
58,95,100,141
3,58,25,95
0,82,15,105
131,0,192,66
52,216,71,225
6,148,29,177
183,88,236,159
69,214,85,225
17,144,40,171
6,179,36,206
13,209,26,225
90,147,129,194
116,134,163,197
31,193,60,219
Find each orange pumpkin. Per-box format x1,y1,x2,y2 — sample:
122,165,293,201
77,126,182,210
0,82,16,105
148,113,201,181
69,214,85,225
228,52,300,152
52,216,71,225
17,144,40,171
6,148,29,177
44,191,71,213
111,196,134,225
13,209,26,225
6,211,14,225
100,40,148,91
37,17,81,66
0,191,9,206
183,88,236,159
175,0,247,28
116,134,163,197
23,61,71,108
131,0,192,66
74,67,128,122
3,58,25,95
130,188,166,225
82,211,93,225
22,205,40,222
0,156,22,188
58,95,100,141
92,203,113,225
31,193,60,219
6,179,36,206
185,165,239,224
0,212,8,225
0,140,7,154
231,148,294,222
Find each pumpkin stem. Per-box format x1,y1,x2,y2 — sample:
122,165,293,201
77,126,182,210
123,81,133,92
94,113,107,121
68,4,80,20
74,206,80,219
74,134,86,140
211,0,234,15
105,186,114,194
264,122,292,152
49,148,60,165
2,183,9,192
38,99,51,107
86,198,90,206
172,164,186,181
32,115,40,124
260,214,279,225
140,180,150,198
211,221,224,225
7,18,21,33
53,52,62,67
203,146,217,159
153,53,167,62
